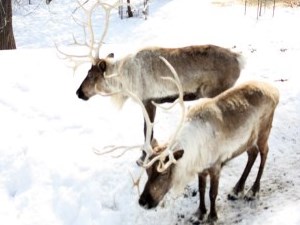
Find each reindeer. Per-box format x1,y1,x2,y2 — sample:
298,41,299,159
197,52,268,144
76,44,245,163
138,78,279,222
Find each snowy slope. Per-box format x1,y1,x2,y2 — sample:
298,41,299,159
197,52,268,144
1,0,300,224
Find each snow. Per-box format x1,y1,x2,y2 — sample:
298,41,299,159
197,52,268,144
1,0,300,224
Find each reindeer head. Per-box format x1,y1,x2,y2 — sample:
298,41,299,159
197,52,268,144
56,1,119,99
139,148,184,209
76,53,114,100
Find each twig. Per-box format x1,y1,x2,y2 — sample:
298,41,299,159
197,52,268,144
129,168,144,196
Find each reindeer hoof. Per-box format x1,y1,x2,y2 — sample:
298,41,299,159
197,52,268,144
188,217,201,225
228,189,244,201
193,209,207,221
192,220,200,225
228,193,239,201
207,213,218,223
244,195,255,201
244,190,259,201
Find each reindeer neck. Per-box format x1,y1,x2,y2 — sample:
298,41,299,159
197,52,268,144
170,120,215,193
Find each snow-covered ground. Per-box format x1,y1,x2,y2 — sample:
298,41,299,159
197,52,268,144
1,0,300,224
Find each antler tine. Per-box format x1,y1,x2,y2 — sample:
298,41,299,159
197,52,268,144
94,1,120,59
94,82,154,159
55,42,90,59
141,149,168,168
122,89,154,157
95,72,155,167
83,1,99,64
55,42,92,75
151,74,182,113
73,0,97,61
93,56,184,172
144,57,186,172
56,0,119,71
157,151,177,172
55,0,98,69
158,56,185,149
141,145,177,170
93,144,141,158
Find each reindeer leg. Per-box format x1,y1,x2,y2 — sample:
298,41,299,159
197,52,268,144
207,167,220,222
245,143,269,201
136,100,157,166
228,146,259,200
245,120,272,201
195,172,208,221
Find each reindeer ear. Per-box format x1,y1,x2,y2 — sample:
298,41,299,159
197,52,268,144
106,53,114,58
173,149,184,160
162,149,184,168
97,60,106,71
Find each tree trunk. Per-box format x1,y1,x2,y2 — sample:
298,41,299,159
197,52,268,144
127,0,133,17
0,0,16,50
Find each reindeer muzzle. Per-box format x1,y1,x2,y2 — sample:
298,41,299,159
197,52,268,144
138,193,158,209
76,88,89,101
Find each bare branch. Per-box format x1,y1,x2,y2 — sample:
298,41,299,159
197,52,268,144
129,168,144,196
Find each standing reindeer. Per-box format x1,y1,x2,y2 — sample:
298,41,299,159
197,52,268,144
138,80,279,222
76,44,245,162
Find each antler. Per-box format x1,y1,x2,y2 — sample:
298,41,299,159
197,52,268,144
93,81,155,161
124,90,155,160
93,56,185,172
142,56,186,172
93,144,141,158
155,56,186,148
56,0,119,71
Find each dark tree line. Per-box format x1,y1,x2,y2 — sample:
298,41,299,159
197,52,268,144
0,0,16,50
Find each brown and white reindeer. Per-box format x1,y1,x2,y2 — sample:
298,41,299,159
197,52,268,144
138,75,279,222
76,44,245,162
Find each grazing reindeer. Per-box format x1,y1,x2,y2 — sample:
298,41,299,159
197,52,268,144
138,80,279,222
76,44,245,161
